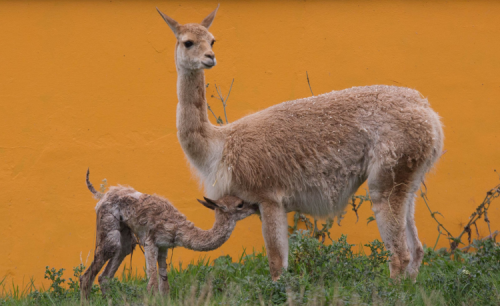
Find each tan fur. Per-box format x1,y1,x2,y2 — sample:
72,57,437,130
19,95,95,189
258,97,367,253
157,7,444,281
80,171,258,300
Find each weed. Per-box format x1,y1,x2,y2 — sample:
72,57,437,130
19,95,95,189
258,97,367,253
43,267,65,298
1,232,498,305
67,264,85,293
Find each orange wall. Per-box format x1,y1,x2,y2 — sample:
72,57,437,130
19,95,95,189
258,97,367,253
1,0,499,287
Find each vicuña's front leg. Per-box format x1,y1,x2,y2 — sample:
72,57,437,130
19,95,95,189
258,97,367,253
260,202,289,281
144,238,159,294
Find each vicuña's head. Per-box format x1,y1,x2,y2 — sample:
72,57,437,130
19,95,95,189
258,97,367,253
157,6,218,71
197,195,259,221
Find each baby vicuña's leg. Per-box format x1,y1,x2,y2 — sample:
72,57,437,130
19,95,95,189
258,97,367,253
98,226,135,295
80,209,121,300
80,241,113,300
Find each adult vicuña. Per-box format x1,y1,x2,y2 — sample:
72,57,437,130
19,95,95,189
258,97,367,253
156,6,444,281
80,170,258,299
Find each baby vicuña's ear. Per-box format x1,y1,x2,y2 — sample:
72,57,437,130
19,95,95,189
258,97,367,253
197,198,217,210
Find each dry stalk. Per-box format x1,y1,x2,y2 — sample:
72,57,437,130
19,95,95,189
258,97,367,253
460,230,499,252
350,190,372,223
306,71,314,96
207,79,234,125
422,180,500,252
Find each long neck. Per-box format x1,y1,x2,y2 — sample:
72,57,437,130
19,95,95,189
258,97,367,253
176,213,236,252
176,69,217,166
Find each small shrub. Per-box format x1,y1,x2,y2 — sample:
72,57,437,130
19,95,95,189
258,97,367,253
43,266,66,298
2,232,499,305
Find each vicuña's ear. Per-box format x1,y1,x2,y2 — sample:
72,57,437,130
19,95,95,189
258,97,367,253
197,198,217,210
157,7,180,36
200,5,219,29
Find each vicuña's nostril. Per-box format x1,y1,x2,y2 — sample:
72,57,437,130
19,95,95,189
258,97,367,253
205,53,215,59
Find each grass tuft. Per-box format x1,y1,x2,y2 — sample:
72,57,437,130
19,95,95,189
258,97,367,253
1,231,499,305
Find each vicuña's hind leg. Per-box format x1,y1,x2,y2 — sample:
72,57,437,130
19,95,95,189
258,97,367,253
260,201,289,281
405,193,424,280
98,227,135,295
80,246,109,300
368,166,414,279
80,207,122,300
80,230,120,300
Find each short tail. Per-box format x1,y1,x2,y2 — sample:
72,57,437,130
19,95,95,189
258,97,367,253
86,168,104,200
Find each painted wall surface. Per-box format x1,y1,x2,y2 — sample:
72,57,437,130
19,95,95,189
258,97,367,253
1,0,499,286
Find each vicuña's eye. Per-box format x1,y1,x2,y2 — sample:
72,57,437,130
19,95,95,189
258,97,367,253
211,40,215,47
184,41,193,48
237,203,244,209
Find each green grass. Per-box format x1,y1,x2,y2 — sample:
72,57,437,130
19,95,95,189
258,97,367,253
1,231,499,305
